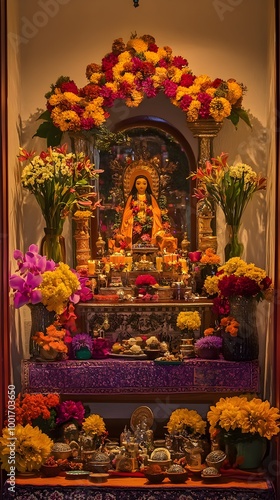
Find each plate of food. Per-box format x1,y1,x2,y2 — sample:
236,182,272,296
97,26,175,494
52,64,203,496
65,470,90,479
153,354,183,365
108,353,147,360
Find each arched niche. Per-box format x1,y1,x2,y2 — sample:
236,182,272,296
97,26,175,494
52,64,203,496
98,116,197,252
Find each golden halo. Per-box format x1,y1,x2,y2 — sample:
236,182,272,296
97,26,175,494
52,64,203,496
123,160,160,200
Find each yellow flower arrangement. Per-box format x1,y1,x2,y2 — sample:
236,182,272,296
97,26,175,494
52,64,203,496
176,311,201,331
32,324,68,354
203,257,274,316
166,408,206,436
82,414,107,436
40,262,80,314
0,424,53,472
207,396,280,441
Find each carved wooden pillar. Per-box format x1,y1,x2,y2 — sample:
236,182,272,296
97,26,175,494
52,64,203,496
186,119,223,250
69,134,100,267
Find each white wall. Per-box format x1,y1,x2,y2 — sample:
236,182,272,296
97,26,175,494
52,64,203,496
7,0,276,417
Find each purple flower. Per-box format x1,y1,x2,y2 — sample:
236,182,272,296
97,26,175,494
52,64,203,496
72,333,94,352
10,244,55,309
195,336,222,350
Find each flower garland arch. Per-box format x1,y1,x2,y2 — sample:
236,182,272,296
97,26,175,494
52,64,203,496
35,33,251,147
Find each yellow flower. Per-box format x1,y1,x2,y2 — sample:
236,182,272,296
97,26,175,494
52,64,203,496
207,396,280,440
209,97,231,121
82,414,107,436
167,408,206,435
204,275,219,296
176,311,201,331
40,262,80,314
0,424,53,472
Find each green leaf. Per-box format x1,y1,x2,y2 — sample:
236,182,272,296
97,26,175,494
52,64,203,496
47,128,63,147
37,109,51,121
33,119,63,147
228,108,252,129
33,121,52,139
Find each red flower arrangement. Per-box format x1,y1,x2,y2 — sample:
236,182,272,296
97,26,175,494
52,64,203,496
56,400,85,425
204,257,274,316
135,274,157,287
92,337,110,359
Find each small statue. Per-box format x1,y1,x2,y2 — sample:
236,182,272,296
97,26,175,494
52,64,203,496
181,232,190,255
96,233,105,256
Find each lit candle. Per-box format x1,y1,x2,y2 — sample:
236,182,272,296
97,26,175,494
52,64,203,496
125,256,133,271
163,254,170,264
88,260,96,275
179,258,188,272
156,256,163,272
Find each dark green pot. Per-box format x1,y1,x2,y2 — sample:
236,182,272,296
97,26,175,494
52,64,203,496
75,347,92,360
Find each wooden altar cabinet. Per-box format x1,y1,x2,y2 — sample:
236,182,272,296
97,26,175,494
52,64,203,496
75,298,214,346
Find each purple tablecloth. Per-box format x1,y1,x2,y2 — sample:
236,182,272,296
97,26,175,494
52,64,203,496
21,359,259,396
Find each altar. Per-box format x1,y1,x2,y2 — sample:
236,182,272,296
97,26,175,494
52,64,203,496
3,474,276,500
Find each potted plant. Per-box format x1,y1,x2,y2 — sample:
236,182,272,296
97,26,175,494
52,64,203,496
207,395,280,470
194,335,222,360
72,333,94,360
32,324,68,360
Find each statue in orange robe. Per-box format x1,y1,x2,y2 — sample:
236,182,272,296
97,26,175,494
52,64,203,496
119,175,163,249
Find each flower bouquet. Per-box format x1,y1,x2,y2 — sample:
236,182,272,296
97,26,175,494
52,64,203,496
72,333,94,359
203,257,273,361
204,257,273,316
12,393,60,437
9,244,93,356
190,153,266,260
56,400,86,426
166,408,206,437
82,414,107,437
9,244,93,313
18,145,101,262
0,424,53,473
91,337,110,359
135,274,158,299
207,395,280,469
194,335,222,360
176,311,201,334
200,248,221,266
32,324,68,360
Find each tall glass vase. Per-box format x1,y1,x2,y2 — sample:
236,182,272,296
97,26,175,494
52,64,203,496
28,303,56,358
224,224,244,261
40,227,66,263
222,296,259,361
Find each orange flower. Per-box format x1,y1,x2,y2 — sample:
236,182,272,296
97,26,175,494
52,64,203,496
32,324,68,353
11,393,60,425
204,328,214,336
221,316,240,337
200,248,221,265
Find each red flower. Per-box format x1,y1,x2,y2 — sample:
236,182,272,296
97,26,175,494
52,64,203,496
135,274,157,286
